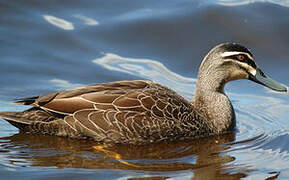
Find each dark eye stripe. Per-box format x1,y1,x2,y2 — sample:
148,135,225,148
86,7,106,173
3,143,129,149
245,58,257,68
224,54,257,68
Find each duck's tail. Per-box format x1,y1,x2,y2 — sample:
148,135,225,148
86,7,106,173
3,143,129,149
0,112,32,131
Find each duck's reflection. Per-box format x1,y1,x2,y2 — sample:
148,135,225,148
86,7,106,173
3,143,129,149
0,132,248,179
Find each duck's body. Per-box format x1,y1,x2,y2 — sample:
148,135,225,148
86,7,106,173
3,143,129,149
0,43,286,145
0,80,220,144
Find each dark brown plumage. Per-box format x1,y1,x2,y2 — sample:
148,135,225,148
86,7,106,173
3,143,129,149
0,80,212,144
0,43,286,145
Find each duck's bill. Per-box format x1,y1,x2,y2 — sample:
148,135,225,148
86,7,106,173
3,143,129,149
249,68,287,92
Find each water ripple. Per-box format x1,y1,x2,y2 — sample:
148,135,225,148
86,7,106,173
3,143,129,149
93,53,196,99
43,15,74,30
73,14,99,26
215,0,289,7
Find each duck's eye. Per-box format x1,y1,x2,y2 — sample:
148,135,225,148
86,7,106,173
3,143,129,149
237,55,245,61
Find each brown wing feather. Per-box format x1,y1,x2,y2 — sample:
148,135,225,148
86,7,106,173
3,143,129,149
10,80,197,143
62,82,193,143
16,80,151,115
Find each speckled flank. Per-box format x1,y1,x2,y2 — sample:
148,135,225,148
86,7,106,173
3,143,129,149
0,80,214,144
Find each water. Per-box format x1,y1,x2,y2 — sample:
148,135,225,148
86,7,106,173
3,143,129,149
1,0,289,179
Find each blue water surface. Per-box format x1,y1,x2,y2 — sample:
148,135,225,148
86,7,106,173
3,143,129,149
1,0,289,179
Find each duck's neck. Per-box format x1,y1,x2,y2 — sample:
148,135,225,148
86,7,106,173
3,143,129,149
193,70,235,133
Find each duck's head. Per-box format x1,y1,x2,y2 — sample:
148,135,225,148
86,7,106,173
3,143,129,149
198,43,287,92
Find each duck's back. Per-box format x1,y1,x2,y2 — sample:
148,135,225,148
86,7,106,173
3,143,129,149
0,80,210,144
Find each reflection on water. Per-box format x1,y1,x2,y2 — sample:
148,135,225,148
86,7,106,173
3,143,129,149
93,53,196,83
216,0,289,7
0,132,248,179
73,14,99,26
49,79,83,89
43,14,99,31
43,15,74,30
93,53,196,99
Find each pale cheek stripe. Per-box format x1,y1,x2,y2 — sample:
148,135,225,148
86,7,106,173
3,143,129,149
221,51,254,60
235,61,257,76
249,69,257,76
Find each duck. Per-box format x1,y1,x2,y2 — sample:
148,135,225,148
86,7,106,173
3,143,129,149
0,43,287,145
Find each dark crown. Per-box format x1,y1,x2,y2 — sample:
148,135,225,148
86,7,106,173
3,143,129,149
220,43,253,57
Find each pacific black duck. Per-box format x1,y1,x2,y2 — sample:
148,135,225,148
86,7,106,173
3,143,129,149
0,43,287,145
